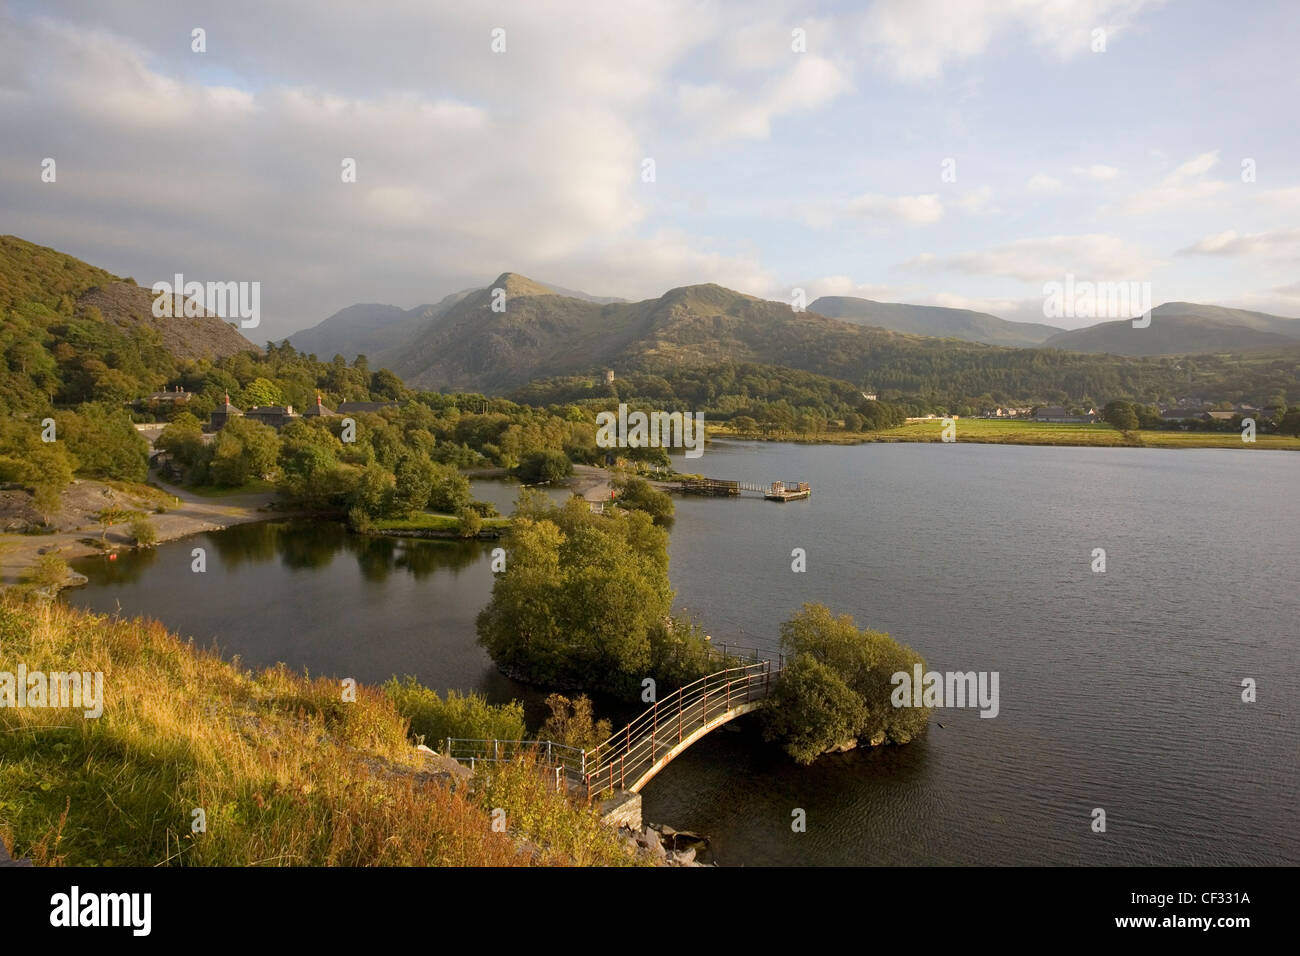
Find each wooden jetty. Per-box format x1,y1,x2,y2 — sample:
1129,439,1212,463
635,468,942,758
677,477,811,501
677,478,741,496
764,481,811,502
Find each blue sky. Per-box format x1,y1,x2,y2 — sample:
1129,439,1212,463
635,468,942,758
2,0,1298,342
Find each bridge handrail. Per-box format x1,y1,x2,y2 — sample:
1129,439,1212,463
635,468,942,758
583,661,777,780
440,658,784,798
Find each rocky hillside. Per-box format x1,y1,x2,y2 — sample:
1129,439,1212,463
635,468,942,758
810,295,1061,347
0,235,260,412
77,281,259,361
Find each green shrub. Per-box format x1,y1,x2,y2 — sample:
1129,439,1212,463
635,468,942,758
24,553,68,590
129,514,157,547
455,507,483,538
382,676,526,747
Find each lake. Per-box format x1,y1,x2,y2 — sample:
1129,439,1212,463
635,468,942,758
67,442,1300,866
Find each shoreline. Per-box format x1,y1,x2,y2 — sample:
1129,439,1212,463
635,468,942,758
0,473,288,593
705,423,1300,451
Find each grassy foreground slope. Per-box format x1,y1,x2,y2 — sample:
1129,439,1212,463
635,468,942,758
0,598,630,866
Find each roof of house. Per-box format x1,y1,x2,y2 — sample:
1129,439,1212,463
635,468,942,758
302,395,337,416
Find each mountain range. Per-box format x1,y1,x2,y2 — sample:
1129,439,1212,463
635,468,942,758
286,274,1300,394
4,234,1296,411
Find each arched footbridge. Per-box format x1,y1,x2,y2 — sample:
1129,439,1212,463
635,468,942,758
447,656,781,799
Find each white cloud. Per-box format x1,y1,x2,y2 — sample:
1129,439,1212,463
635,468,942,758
955,185,995,213
1027,174,1063,193
1258,186,1300,207
845,192,945,225
1072,164,1120,180
1115,150,1227,214
1177,229,1300,258
861,0,1163,82
677,54,853,144
902,234,1160,281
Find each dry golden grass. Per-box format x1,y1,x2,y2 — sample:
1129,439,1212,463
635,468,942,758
0,597,634,867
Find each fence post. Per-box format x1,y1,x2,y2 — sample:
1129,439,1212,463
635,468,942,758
651,699,658,756
446,736,451,757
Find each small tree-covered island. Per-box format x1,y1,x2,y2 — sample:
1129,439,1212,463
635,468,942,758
476,492,932,766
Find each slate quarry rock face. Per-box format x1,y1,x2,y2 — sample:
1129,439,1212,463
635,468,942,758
78,282,260,361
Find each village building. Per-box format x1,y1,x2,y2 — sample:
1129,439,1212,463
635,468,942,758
210,393,243,429
244,405,298,429
301,394,337,418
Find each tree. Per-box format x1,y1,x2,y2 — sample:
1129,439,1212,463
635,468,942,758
157,412,206,468
209,418,281,486
391,453,436,517
611,475,674,524
97,507,131,544
26,443,75,524
1102,400,1139,432
455,506,483,538
476,499,674,693
348,463,395,518
540,693,612,750
427,462,471,513
241,377,283,408
55,403,148,482
762,603,930,764
1279,406,1300,438
513,448,573,484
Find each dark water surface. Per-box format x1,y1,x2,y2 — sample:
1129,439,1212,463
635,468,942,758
68,443,1300,865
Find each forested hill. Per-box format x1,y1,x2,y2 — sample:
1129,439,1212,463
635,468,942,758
0,236,257,412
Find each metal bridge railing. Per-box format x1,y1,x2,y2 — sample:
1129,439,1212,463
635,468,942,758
582,659,780,798
441,658,783,799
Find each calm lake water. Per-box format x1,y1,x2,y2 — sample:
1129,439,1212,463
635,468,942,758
67,442,1300,866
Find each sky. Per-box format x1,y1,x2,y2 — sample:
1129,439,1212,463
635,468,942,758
3,0,1299,343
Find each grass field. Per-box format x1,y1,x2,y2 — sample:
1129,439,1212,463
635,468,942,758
373,512,512,533
181,478,277,497
712,419,1300,450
